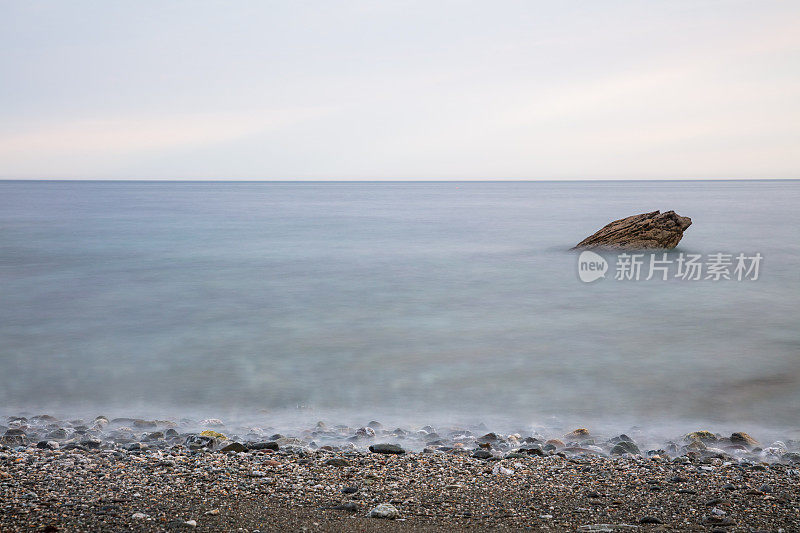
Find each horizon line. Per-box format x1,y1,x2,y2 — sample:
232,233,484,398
1,177,799,182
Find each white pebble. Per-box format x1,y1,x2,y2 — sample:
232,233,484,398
368,503,400,519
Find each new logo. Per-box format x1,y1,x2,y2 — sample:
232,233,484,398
578,250,608,282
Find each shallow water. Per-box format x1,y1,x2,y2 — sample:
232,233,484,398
1,180,798,432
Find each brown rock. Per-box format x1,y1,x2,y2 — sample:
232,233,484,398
685,430,717,443
574,210,691,250
564,428,590,440
730,432,759,447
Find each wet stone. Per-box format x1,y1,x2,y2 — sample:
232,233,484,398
247,441,279,451
472,449,493,459
368,444,405,455
220,442,247,453
611,441,641,455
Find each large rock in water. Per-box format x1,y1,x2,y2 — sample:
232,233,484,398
574,210,691,250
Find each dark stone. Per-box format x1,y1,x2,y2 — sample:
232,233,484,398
80,438,102,449
781,452,800,463
477,432,499,443
639,516,663,524
611,441,641,455
185,435,215,449
520,446,545,456
46,429,68,440
331,502,359,511
219,442,247,453
472,449,493,459
369,443,405,455
1,434,28,447
574,210,692,250
504,452,527,459
247,441,279,451
341,486,358,494
325,458,350,467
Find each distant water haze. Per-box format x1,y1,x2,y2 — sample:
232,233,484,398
1,181,798,432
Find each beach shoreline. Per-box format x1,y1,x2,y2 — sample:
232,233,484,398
2,415,799,531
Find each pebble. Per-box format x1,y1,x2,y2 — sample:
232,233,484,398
248,441,279,451
368,503,400,519
369,443,405,455
219,442,247,453
331,502,359,511
1,414,799,531
491,464,514,475
356,427,376,438
611,441,641,455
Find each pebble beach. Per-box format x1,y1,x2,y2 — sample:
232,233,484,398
2,415,799,531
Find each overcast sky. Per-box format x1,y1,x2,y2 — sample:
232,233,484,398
1,0,799,180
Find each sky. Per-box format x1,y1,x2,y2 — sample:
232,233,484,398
1,0,799,180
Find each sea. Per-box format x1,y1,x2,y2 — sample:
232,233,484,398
1,180,798,437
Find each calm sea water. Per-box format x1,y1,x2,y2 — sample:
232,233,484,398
1,180,798,431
